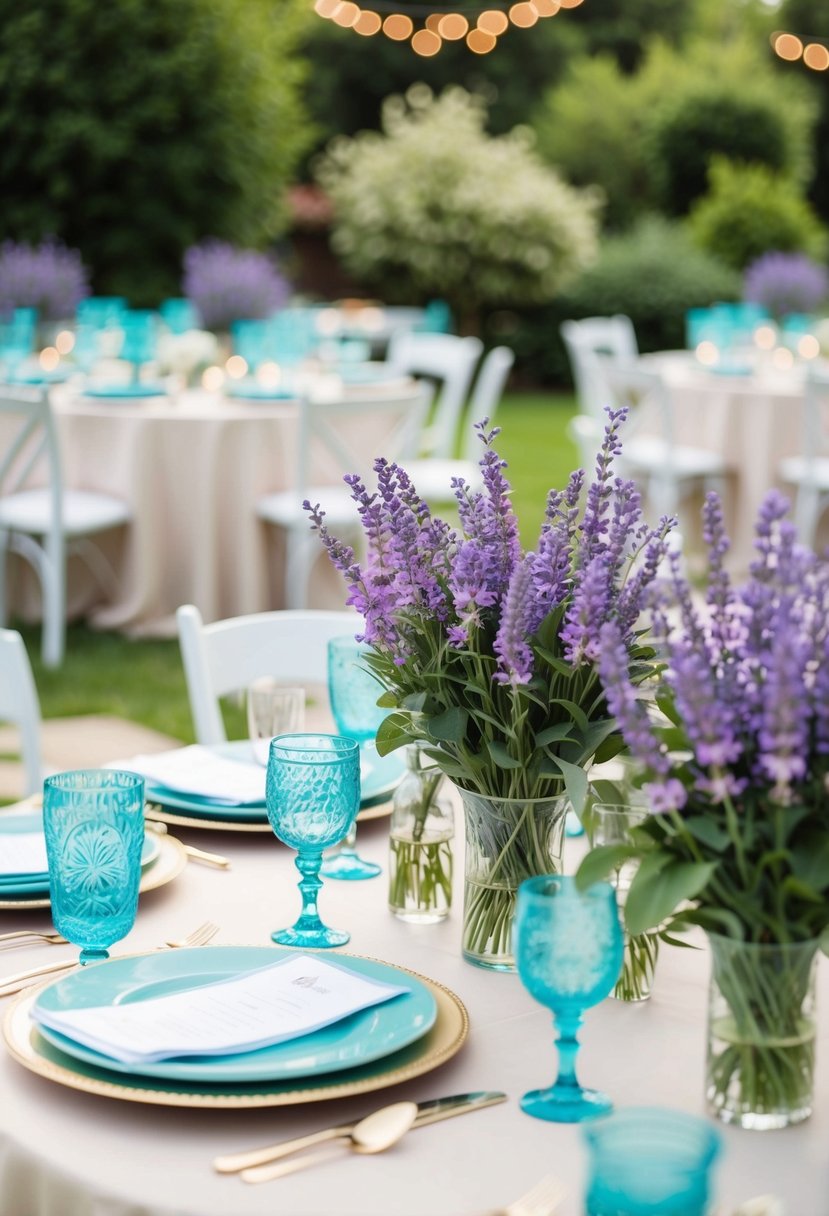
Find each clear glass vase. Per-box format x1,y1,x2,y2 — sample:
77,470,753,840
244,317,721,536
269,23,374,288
586,802,659,1003
388,744,454,924
458,787,568,972
705,933,819,1129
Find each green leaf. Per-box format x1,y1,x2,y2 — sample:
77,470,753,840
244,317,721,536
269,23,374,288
535,723,576,747
781,875,823,905
580,718,619,759
625,855,718,937
654,685,682,727
683,816,730,853
548,698,589,734
401,691,430,712
575,844,640,891
487,740,522,770
589,779,626,806
593,734,627,764
545,755,589,814
374,713,410,757
535,648,575,679
421,750,471,781
376,690,398,708
427,707,468,743
791,836,829,892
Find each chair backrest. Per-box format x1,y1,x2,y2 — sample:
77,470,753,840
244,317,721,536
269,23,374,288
800,367,829,467
560,316,639,422
176,604,362,745
294,384,430,504
0,629,42,796
385,332,483,459
0,384,64,567
460,346,515,462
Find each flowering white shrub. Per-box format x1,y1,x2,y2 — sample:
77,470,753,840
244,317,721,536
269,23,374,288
316,85,600,320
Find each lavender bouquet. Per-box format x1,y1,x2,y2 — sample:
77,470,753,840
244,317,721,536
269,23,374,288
307,411,673,967
0,239,89,321
182,240,290,331
743,251,828,321
578,491,829,1125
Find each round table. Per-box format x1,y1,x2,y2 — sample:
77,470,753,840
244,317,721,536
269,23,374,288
0,804,826,1216
644,351,829,571
4,375,418,637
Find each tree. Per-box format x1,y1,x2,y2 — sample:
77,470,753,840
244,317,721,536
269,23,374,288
317,86,600,330
0,0,313,304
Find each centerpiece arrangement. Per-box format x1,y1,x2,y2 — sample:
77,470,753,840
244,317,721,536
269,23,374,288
306,410,673,970
578,490,829,1128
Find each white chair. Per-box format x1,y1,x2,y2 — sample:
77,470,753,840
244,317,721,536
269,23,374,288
561,315,639,423
403,345,515,501
780,367,829,548
176,604,359,745
0,628,42,797
385,332,483,460
585,358,730,526
0,385,131,667
255,385,428,610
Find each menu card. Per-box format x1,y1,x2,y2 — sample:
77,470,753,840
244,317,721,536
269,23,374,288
32,954,407,1063
0,831,48,877
109,745,265,805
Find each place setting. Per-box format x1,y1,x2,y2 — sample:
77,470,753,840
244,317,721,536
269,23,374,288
116,637,407,834
2,736,469,1116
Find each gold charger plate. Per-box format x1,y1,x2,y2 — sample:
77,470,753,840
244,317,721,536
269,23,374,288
3,951,468,1108
144,799,391,834
0,833,187,911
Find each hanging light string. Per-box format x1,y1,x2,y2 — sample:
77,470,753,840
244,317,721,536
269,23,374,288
771,31,829,71
314,0,584,56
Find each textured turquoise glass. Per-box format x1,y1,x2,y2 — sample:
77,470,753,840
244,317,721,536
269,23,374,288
515,875,623,1122
42,769,145,965
266,733,360,948
321,636,385,881
584,1107,722,1215
160,297,199,335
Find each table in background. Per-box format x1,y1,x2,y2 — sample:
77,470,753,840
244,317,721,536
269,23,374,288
643,351,829,570
4,378,419,637
0,803,825,1216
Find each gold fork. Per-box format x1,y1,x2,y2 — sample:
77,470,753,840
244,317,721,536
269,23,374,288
0,930,67,947
496,1175,567,1216
0,921,220,997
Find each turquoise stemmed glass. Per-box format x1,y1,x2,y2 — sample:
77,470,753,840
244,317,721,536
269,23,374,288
515,874,624,1122
266,733,360,948
42,769,145,966
320,636,386,881
583,1107,722,1215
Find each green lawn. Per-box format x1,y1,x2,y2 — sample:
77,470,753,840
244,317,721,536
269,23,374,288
13,390,578,740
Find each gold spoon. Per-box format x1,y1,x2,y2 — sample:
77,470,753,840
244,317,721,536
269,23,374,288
239,1101,419,1184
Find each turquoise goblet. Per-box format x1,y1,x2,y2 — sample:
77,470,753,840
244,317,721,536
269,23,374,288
584,1107,722,1215
515,874,624,1122
42,769,145,965
266,733,360,948
320,636,386,881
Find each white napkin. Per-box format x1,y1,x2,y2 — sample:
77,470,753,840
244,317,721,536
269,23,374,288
0,831,49,877
32,953,407,1064
109,745,265,805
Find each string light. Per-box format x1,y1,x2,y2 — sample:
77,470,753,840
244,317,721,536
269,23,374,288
313,0,579,55
772,30,829,71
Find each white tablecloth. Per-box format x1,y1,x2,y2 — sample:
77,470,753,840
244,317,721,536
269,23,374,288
0,806,826,1216
645,352,829,571
4,380,417,637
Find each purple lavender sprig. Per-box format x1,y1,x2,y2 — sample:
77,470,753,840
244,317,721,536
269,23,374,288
0,239,90,321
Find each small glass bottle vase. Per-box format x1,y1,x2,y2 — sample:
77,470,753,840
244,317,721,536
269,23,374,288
706,933,819,1130
388,744,454,924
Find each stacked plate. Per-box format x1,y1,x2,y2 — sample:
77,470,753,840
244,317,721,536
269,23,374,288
122,742,406,833
0,810,182,910
4,945,468,1108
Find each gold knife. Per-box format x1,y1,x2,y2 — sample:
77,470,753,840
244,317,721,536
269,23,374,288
213,1090,507,1174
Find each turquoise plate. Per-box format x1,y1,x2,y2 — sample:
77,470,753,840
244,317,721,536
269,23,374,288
0,814,160,895
226,381,295,401
33,945,437,1083
143,742,405,821
82,383,168,399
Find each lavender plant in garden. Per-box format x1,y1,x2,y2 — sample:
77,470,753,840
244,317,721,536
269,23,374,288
182,240,290,331
743,251,828,320
0,239,89,321
306,411,674,964
577,491,829,1125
